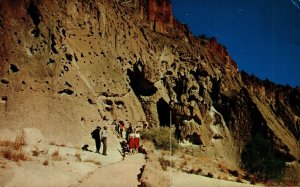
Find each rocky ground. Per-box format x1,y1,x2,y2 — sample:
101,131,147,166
0,127,270,187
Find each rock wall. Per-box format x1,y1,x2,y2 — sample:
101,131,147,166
138,0,173,34
0,0,299,164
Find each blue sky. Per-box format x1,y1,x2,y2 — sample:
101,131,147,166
172,0,300,87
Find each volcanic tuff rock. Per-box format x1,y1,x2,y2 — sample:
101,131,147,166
0,0,299,166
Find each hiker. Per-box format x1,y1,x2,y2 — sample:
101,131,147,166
120,140,130,155
119,121,125,138
134,129,140,152
101,126,108,156
91,126,101,153
113,120,119,134
128,129,135,154
126,124,133,142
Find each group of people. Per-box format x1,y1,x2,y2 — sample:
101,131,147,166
90,120,146,156
91,126,108,155
115,121,141,154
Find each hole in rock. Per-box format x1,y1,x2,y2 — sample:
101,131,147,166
186,132,203,145
27,2,41,27
63,65,69,71
127,67,157,97
115,100,124,106
88,98,95,105
10,64,19,73
65,82,72,87
157,98,170,127
1,79,9,84
50,34,58,54
31,28,40,37
104,99,113,105
65,53,73,61
105,106,112,111
48,58,55,64
1,96,8,101
58,89,73,95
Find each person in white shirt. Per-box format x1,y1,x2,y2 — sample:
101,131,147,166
101,126,108,156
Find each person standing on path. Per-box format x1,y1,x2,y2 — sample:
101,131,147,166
128,129,135,154
91,126,101,153
101,126,108,155
134,130,140,152
119,121,125,139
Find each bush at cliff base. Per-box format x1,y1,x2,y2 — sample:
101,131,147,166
141,127,178,151
241,132,286,181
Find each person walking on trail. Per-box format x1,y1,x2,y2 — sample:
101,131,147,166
119,121,125,139
126,124,133,142
128,129,135,154
91,126,101,153
134,129,140,152
101,126,108,156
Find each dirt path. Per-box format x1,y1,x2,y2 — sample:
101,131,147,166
71,127,146,187
73,153,145,187
170,170,263,187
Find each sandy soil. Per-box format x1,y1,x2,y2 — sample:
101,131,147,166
170,170,262,187
73,154,145,187
0,127,267,187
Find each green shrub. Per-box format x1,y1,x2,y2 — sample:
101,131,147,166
141,127,178,151
241,132,286,181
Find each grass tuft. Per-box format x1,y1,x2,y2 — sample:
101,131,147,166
14,131,26,150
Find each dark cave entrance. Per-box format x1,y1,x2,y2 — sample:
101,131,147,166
186,132,203,145
157,98,171,127
27,2,41,27
127,67,157,97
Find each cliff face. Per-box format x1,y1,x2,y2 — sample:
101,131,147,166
148,0,172,33
0,0,299,166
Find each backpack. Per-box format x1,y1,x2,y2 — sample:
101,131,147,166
91,131,96,139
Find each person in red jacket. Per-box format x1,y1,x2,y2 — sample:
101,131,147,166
134,130,140,152
128,130,135,154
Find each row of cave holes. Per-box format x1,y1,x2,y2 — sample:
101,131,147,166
103,99,125,111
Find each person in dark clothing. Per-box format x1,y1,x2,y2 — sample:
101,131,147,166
91,126,101,153
126,124,133,142
101,126,108,155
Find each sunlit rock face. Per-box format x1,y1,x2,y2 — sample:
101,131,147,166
0,0,299,164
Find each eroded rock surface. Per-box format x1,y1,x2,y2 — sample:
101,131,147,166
0,0,299,166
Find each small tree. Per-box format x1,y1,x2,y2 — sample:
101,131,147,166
241,132,286,181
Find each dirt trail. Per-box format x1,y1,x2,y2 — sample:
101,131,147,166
170,170,263,187
71,127,146,187
72,154,145,187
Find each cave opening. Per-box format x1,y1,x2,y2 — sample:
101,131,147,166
10,64,19,73
173,74,188,101
157,98,170,127
186,132,203,145
27,2,41,27
127,66,157,97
